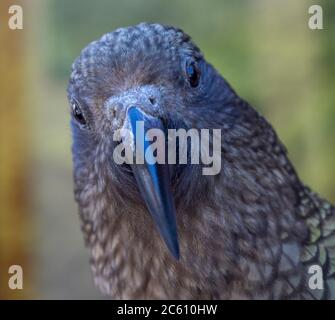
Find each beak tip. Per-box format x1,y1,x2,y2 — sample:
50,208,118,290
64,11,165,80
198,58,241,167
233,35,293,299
172,247,180,261
168,239,180,260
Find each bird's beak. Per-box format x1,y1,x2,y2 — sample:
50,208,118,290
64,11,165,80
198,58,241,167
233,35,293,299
121,106,180,260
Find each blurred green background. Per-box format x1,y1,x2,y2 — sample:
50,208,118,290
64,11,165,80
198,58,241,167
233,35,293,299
0,0,334,298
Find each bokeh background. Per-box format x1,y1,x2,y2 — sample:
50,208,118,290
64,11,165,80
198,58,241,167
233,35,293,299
0,0,334,299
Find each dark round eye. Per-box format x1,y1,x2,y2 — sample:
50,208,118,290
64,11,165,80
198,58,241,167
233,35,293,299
71,101,87,126
186,61,200,87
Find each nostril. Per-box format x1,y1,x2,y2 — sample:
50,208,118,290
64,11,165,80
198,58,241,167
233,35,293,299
148,96,156,105
111,108,116,118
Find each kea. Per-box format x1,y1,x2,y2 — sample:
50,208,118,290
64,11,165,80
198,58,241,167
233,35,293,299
67,23,335,299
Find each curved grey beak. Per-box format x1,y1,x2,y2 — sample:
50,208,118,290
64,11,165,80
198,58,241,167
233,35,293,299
121,106,180,259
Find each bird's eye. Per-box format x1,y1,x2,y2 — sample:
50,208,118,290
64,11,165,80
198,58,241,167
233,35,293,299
186,60,200,88
71,101,87,126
